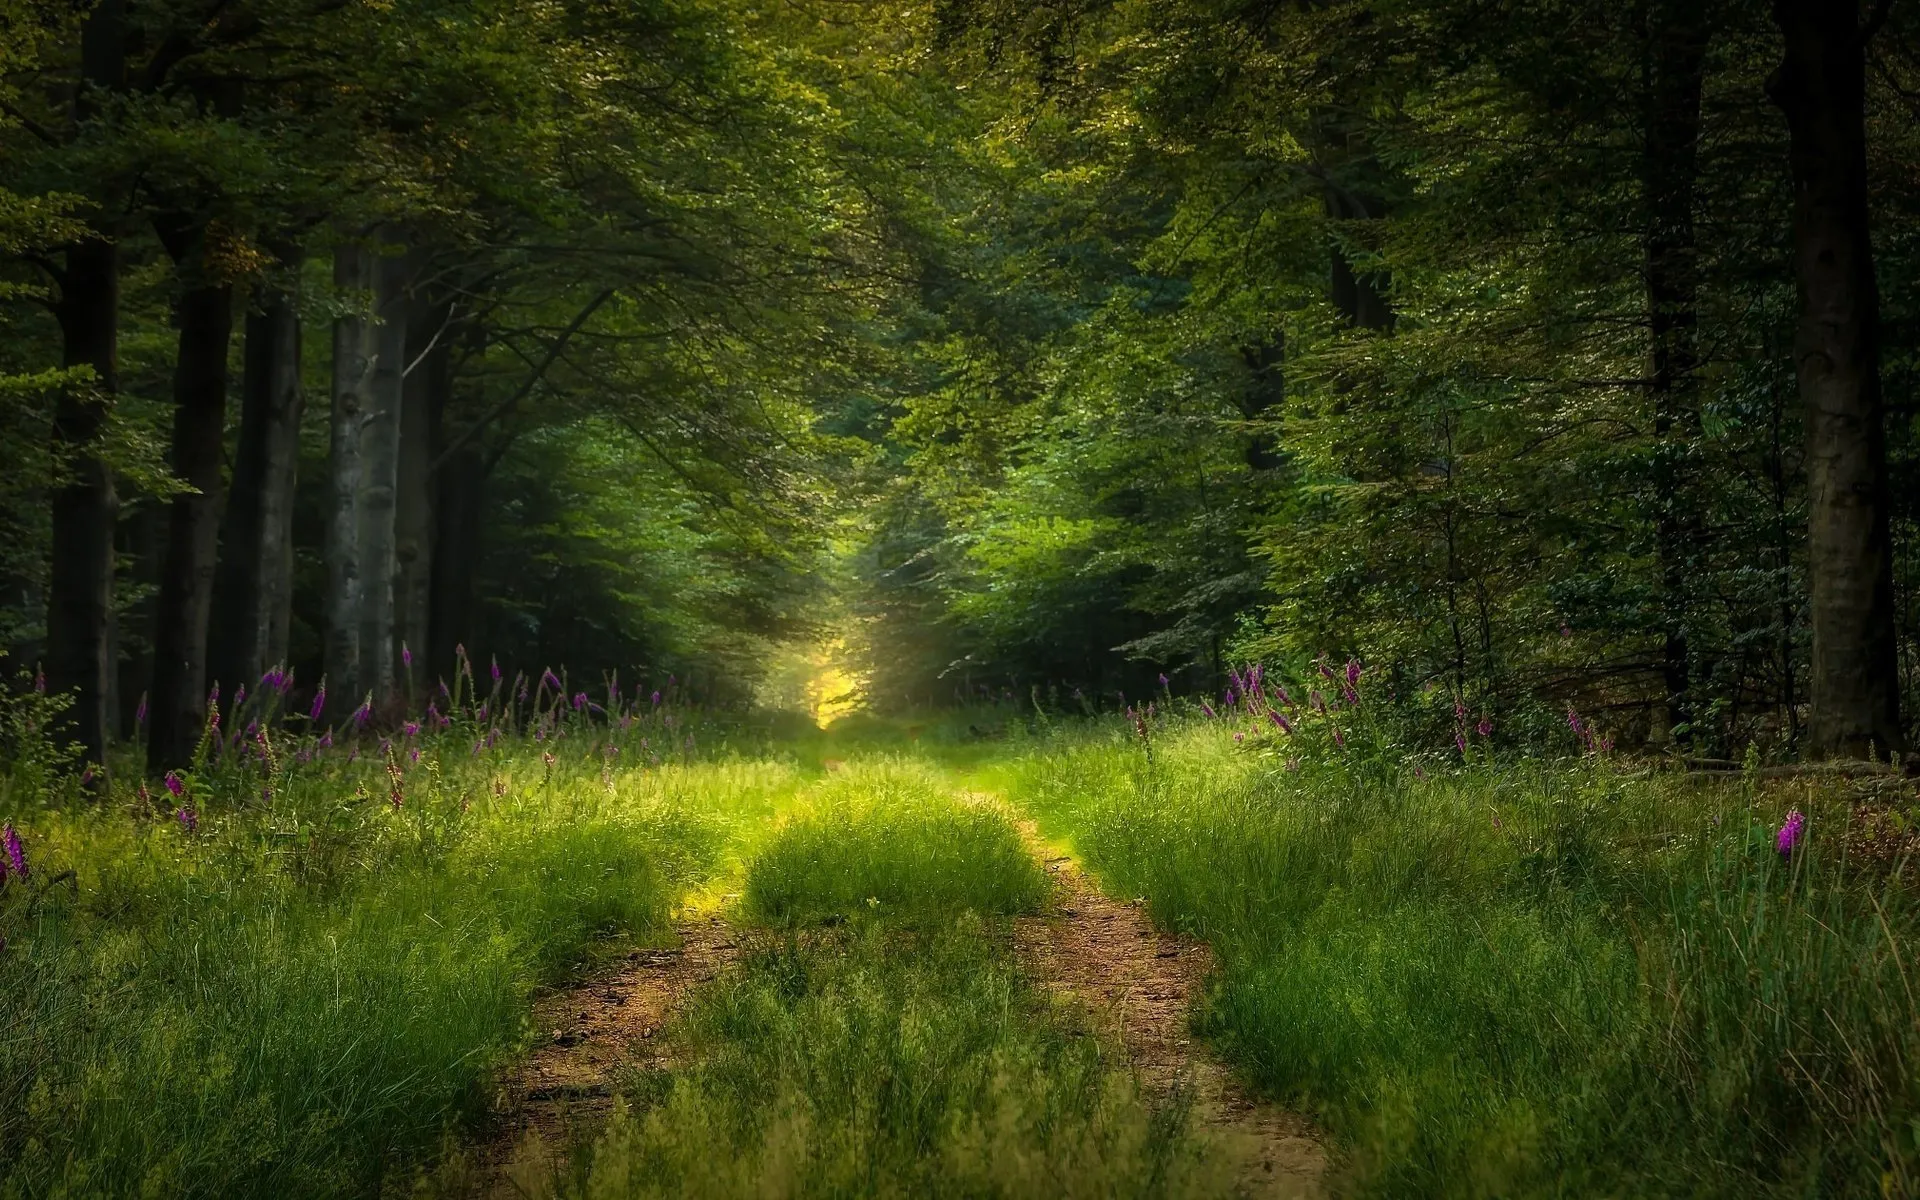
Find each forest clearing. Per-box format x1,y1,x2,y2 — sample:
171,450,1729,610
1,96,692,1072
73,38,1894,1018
6,0,1920,1194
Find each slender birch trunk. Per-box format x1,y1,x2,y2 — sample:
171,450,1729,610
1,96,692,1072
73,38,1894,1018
327,242,375,716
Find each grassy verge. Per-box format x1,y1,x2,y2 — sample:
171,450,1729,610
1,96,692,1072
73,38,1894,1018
991,720,1920,1197
0,736,804,1196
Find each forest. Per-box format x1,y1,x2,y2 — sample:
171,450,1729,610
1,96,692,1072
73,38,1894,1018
2,0,1919,1196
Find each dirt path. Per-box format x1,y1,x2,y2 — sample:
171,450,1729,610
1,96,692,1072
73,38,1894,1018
1009,821,1328,1199
485,916,743,1192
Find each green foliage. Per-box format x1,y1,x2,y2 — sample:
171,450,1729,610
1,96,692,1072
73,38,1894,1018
996,720,1920,1197
744,761,1048,924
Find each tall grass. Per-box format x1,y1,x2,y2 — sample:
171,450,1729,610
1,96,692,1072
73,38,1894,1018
0,732,805,1196
993,721,1920,1197
744,760,1048,924
560,918,1215,1199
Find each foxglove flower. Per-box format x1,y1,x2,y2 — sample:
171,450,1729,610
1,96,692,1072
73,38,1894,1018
572,692,587,711
164,771,185,798
1268,710,1292,734
401,644,413,669
403,721,420,738
1158,673,1169,689
541,668,562,691
651,690,662,707
490,657,502,683
135,694,148,727
176,807,198,834
1332,727,1346,749
1201,701,1217,719
1345,659,1362,688
1777,810,1806,857
3,823,25,878
319,731,333,749
1477,718,1492,737
234,685,246,708
1455,731,1469,756
33,670,45,693
310,685,327,722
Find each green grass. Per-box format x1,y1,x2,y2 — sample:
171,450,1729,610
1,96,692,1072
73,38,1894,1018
6,687,1917,1198
743,760,1049,924
554,918,1215,1200
0,729,806,1197
991,719,1920,1198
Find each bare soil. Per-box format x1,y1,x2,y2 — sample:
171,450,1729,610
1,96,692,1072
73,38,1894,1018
1010,822,1328,1199
484,916,743,1190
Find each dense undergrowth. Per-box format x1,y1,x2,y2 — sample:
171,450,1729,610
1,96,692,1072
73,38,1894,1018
992,715,1920,1198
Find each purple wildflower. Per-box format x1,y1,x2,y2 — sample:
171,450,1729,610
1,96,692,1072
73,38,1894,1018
409,747,421,765
541,668,562,692
1233,732,1245,743
2,823,25,878
176,807,198,834
1777,810,1806,858
401,643,413,669
164,771,185,798
651,690,662,707
1317,660,1337,683
1275,685,1293,708
1269,709,1293,734
33,670,45,694
1345,659,1362,688
1201,701,1217,719
1476,718,1493,737
1332,727,1346,749
353,699,372,730
403,721,420,738
1158,673,1170,689
310,685,327,722
490,657,502,683
572,692,588,711
1224,688,1237,709
208,682,220,708
234,685,247,708
1455,731,1469,756
135,694,148,727
319,731,333,750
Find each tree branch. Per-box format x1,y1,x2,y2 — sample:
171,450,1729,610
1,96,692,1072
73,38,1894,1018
429,288,615,473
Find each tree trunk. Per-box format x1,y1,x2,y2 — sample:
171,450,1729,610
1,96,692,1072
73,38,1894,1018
1768,0,1906,758
210,247,304,696
326,242,375,716
147,227,235,773
49,237,120,774
1643,0,1709,744
45,0,126,778
357,250,408,704
430,440,484,682
396,295,448,690
1326,188,1393,331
